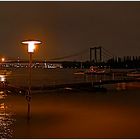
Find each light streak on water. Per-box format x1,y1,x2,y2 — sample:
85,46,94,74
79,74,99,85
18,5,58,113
0,75,6,82
0,91,15,139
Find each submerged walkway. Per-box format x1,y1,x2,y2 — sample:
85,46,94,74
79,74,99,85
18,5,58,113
1,77,140,94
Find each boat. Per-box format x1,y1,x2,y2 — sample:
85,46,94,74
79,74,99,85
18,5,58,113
74,66,111,75
127,70,140,77
74,70,85,75
85,66,111,75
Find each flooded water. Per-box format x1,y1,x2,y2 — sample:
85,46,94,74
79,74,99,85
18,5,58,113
6,68,115,87
7,68,88,86
0,91,15,139
1,68,140,138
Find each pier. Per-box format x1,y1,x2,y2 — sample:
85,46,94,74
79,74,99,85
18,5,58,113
1,75,139,94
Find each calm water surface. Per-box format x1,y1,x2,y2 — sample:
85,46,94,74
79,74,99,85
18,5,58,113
6,68,114,86
0,68,140,138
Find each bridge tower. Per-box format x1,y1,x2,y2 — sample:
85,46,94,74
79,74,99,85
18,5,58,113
90,46,102,63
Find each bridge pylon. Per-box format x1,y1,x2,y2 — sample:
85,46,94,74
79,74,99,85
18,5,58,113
90,46,102,63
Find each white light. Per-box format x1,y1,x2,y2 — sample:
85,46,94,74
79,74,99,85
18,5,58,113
1,58,5,62
28,42,35,53
22,40,41,53
0,75,6,82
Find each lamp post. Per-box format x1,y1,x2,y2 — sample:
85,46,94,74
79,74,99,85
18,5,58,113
22,40,41,120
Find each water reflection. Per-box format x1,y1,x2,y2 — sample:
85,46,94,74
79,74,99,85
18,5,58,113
0,91,15,139
116,83,126,90
0,75,6,82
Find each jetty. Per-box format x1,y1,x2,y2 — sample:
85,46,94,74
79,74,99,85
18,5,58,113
1,76,140,94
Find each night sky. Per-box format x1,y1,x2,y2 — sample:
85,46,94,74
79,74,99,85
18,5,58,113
1,1,140,61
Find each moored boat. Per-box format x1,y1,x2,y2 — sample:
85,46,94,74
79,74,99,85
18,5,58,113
74,70,85,75
85,66,111,74
127,70,140,77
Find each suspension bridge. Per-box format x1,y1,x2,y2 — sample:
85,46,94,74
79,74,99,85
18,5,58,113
0,46,115,65
47,46,114,62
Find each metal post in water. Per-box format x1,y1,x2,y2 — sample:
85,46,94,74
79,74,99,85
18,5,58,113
22,40,41,121
27,52,32,121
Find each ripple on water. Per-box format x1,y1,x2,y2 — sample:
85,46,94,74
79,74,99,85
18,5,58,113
0,91,15,139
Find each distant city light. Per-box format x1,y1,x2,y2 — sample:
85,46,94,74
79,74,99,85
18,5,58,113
22,40,41,53
0,75,6,82
1,58,5,62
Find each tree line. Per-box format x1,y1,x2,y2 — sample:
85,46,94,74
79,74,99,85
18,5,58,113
61,56,140,69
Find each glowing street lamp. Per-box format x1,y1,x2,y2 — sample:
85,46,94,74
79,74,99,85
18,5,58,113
22,40,41,53
22,40,41,120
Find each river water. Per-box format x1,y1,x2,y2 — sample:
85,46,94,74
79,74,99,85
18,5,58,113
0,68,140,138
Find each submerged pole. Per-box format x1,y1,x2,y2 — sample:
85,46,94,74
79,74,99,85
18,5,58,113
22,40,41,121
26,52,32,121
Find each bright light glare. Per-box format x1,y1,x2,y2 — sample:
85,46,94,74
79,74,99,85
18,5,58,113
0,103,5,109
28,42,35,53
1,58,5,62
22,40,41,53
0,75,6,82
